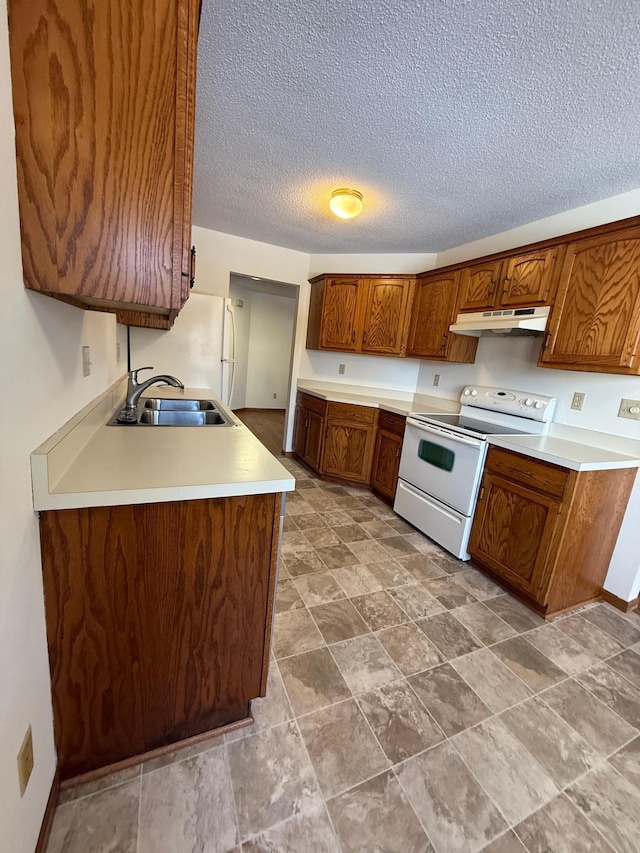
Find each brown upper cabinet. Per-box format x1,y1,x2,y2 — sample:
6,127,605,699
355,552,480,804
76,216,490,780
539,226,640,374
406,271,478,363
8,0,200,329
458,248,560,313
307,275,414,357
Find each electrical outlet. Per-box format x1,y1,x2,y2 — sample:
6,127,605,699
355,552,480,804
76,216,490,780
433,374,440,387
338,364,346,375
82,346,91,377
235,299,244,308
571,392,585,411
17,725,34,797
272,393,277,399
618,399,640,421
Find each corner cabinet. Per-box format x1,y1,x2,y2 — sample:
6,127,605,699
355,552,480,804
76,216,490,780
539,227,640,374
293,393,327,474
8,0,201,329
468,447,637,616
406,271,478,363
307,275,414,357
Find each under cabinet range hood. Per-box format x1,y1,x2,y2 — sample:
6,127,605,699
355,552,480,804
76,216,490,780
449,306,550,337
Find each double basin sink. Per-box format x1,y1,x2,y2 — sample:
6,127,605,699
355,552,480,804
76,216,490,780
109,398,235,427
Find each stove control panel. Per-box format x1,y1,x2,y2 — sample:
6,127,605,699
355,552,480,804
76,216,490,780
460,386,556,422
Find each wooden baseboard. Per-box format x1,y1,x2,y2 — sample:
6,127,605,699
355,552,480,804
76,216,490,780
601,589,639,613
59,716,253,791
35,768,61,853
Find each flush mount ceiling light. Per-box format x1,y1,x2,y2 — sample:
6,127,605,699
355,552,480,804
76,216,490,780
329,188,364,219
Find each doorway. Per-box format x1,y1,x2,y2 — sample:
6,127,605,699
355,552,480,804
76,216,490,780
226,274,298,456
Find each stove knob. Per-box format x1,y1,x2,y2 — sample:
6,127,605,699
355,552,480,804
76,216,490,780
463,388,471,396
534,400,544,409
470,389,478,396
524,398,533,407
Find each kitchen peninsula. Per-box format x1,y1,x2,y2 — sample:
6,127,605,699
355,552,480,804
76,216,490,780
32,379,294,782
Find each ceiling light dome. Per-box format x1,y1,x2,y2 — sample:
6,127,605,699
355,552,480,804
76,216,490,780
329,188,364,219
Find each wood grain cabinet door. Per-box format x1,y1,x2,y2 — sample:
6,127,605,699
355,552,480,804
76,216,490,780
499,248,558,308
319,278,363,351
360,279,413,356
322,420,375,483
371,430,403,499
458,261,503,312
293,405,307,459
468,474,560,598
540,228,640,373
407,273,459,358
304,411,325,472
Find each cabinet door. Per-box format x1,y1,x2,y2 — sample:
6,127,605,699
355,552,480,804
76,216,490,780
407,273,459,359
499,248,557,308
322,421,375,483
304,411,325,472
458,261,503,312
540,228,640,373
361,279,413,355
468,473,560,598
319,278,363,351
292,405,307,459
371,430,403,499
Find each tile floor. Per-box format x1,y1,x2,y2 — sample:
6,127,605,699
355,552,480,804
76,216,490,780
47,458,640,852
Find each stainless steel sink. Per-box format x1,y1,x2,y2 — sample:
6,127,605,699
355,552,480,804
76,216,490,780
143,398,215,411
108,398,235,427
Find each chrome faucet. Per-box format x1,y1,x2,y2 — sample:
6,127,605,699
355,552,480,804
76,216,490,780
117,367,185,423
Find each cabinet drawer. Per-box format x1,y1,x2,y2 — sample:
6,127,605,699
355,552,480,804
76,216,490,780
485,447,568,498
327,401,376,424
378,409,406,435
296,392,327,416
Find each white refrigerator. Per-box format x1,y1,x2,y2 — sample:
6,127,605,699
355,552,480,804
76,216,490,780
128,293,235,404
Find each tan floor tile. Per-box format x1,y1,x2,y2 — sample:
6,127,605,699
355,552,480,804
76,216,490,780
331,564,384,597
581,603,640,648
58,766,141,805
280,530,315,557
284,550,327,577
409,663,491,736
276,579,305,614
485,596,545,633
500,695,600,787
320,510,353,527
331,634,402,693
309,599,369,644
543,678,638,755
351,590,408,631
567,763,640,853
359,519,398,539
452,648,532,712
455,570,504,601
381,535,421,558
556,613,625,659
280,647,351,716
452,602,517,645
453,716,558,825
346,538,391,564
377,622,444,675
481,830,527,852
515,794,614,853
328,770,432,853
47,781,139,853
316,543,360,570
347,508,378,523
357,681,444,763
226,662,293,743
293,572,346,607
273,609,325,659
417,611,483,659
388,583,445,620
334,523,370,543
423,576,478,609
366,559,416,588
396,553,447,581
396,741,506,852
243,804,340,853
294,512,328,531
491,636,567,692
227,722,321,840
303,527,342,548
298,699,388,799
427,549,467,574
607,648,640,689
609,736,640,791
576,662,640,728
525,623,600,675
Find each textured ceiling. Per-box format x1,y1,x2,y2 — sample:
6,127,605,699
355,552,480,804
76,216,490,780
193,0,640,253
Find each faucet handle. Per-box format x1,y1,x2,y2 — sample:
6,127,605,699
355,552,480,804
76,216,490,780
129,366,153,385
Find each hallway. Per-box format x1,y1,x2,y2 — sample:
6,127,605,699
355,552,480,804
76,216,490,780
234,408,286,456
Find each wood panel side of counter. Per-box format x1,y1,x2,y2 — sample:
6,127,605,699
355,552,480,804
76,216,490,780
39,493,279,779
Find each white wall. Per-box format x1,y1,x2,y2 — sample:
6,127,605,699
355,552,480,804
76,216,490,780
0,5,120,843
308,252,437,278
228,284,252,409
245,291,296,409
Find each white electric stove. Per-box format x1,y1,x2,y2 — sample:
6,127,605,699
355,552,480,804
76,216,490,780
394,385,557,560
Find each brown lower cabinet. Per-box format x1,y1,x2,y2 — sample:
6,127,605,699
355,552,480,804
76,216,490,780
468,447,636,616
292,392,327,473
371,410,406,502
39,492,281,780
322,402,379,485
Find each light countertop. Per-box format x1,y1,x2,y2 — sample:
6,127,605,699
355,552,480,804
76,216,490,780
32,382,295,511
297,380,459,416
488,432,640,472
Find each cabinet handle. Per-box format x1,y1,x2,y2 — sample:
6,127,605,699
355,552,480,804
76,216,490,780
363,330,367,343
352,330,356,343
190,245,196,289
543,331,552,350
488,279,496,296
479,486,485,501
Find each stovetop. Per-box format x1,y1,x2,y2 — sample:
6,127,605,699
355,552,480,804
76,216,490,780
410,412,532,438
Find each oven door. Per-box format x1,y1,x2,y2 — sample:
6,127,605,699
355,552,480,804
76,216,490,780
398,418,485,516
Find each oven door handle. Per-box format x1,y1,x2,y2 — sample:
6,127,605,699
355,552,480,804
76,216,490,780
406,418,485,449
